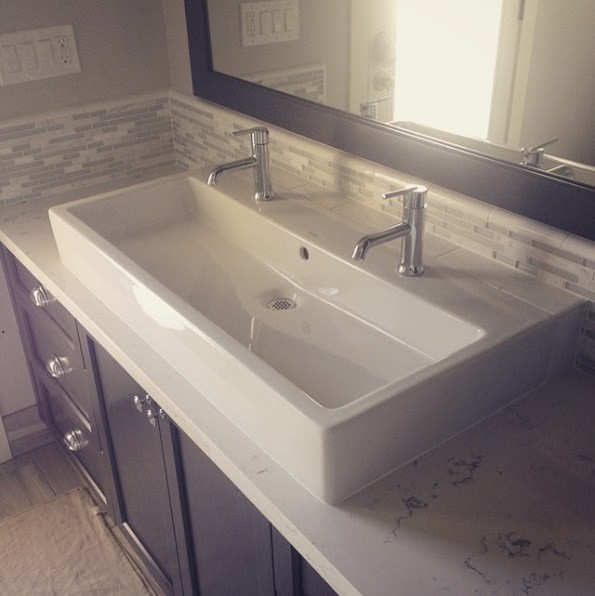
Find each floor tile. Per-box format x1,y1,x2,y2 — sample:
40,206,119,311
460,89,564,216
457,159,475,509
32,442,83,496
0,461,55,519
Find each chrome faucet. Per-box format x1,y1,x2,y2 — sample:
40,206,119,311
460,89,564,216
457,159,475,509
207,126,274,200
521,137,558,168
352,184,427,276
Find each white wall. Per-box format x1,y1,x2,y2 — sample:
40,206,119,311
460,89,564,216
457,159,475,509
519,0,594,163
0,263,37,417
161,0,193,94
0,418,10,463
0,0,170,121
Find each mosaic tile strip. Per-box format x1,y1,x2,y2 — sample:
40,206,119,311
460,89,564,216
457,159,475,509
0,95,175,205
168,91,595,376
244,64,326,104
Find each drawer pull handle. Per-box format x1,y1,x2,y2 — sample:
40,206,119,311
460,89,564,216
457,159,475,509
30,286,53,307
146,407,165,427
46,355,71,379
63,429,88,452
133,394,152,412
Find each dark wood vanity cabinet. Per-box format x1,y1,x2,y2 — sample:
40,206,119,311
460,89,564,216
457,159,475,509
1,246,337,596
90,340,336,596
90,338,279,596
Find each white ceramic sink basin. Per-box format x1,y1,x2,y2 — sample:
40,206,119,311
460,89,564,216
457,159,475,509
49,171,580,503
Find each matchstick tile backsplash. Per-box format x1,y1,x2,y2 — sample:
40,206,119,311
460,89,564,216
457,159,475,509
1,90,594,375
0,94,174,206
244,64,326,104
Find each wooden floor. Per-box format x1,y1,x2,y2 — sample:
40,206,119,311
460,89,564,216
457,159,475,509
0,441,83,520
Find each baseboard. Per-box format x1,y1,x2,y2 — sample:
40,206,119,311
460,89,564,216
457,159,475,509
0,416,11,464
3,405,53,457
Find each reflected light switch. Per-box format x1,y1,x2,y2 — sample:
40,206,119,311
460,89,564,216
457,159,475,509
260,11,273,36
285,8,297,31
272,9,285,33
0,45,21,74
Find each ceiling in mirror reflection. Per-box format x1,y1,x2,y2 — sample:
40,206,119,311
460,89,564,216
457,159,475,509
207,0,594,182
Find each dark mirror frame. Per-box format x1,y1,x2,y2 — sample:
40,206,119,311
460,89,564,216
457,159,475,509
184,0,594,241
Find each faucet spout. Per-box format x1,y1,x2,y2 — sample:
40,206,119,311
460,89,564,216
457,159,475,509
207,156,257,185
352,222,411,260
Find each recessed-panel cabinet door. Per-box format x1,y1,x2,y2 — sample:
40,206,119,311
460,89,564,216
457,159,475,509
177,429,276,596
91,341,181,594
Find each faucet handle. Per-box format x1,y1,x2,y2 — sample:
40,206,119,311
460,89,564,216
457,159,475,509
232,126,270,145
382,184,427,208
526,137,558,153
522,137,558,167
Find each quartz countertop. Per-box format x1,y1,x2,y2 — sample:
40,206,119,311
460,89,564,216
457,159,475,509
1,170,593,595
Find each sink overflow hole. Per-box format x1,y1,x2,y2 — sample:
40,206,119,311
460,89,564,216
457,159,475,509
299,246,309,260
267,298,297,311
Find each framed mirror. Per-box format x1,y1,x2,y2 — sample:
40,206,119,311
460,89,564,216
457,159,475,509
184,0,595,240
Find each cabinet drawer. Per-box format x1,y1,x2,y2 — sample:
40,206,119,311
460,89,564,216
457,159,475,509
10,257,78,343
19,300,93,421
35,370,106,501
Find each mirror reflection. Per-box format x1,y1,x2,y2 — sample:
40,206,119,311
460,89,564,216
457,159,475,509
207,0,594,185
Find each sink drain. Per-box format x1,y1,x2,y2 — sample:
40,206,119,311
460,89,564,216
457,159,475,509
266,298,297,310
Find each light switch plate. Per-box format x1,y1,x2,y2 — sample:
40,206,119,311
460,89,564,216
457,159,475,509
241,0,299,47
0,24,80,86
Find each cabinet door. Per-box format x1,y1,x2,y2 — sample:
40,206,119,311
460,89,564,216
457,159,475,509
91,341,182,594
176,428,276,596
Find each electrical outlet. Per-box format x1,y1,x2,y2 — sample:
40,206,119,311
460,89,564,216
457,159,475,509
54,35,73,65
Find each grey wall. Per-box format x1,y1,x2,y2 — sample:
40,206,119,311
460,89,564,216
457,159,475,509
0,0,170,121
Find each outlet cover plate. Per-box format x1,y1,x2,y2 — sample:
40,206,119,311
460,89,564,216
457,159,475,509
0,24,80,86
241,0,299,47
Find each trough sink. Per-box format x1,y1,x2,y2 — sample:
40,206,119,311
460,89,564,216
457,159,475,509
49,171,580,503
